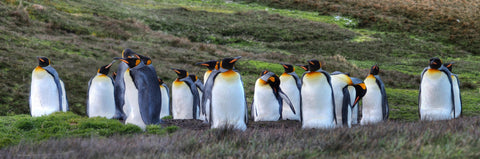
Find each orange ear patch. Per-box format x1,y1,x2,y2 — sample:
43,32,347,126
135,59,141,66
268,77,275,82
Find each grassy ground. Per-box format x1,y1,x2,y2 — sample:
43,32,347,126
1,0,479,157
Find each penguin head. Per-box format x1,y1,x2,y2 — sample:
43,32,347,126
119,57,141,68
136,54,152,65
196,60,218,71
122,48,137,58
97,60,116,75
259,70,280,90
296,64,309,71
307,59,322,72
429,57,443,69
370,64,380,75
37,56,50,67
189,74,198,82
444,62,454,72
171,68,189,79
281,63,295,73
351,77,366,106
220,56,241,70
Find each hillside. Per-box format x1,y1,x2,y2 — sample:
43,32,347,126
1,0,480,157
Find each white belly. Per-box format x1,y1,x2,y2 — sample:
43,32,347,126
172,82,195,119
88,76,116,119
361,78,383,125
452,76,461,118
159,86,170,119
211,72,246,131
420,71,453,121
30,69,60,117
301,73,335,129
124,71,146,130
280,75,301,121
197,88,205,121
253,80,280,121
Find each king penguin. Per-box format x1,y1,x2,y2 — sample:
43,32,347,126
158,78,171,119
350,77,367,125
252,70,295,121
300,59,336,129
331,71,366,128
189,74,205,121
30,56,68,117
279,64,301,121
419,57,455,121
196,60,218,84
171,69,201,119
203,56,247,131
120,57,162,130
360,65,389,125
87,61,116,118
444,62,461,118
114,49,137,120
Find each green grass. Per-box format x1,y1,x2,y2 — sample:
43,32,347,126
1,0,480,156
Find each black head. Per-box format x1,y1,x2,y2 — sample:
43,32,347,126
444,62,454,72
307,59,322,72
189,74,198,82
267,74,281,92
136,54,152,65
122,48,137,58
429,57,443,69
196,60,218,71
370,64,379,75
97,60,116,75
281,63,295,73
158,78,164,85
37,56,50,67
259,70,280,92
220,56,241,70
172,68,189,79
353,82,367,106
119,57,141,68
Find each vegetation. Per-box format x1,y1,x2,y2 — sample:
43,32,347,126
0,0,479,157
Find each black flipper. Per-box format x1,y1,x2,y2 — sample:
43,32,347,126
181,77,200,119
44,66,63,111
375,75,389,120
342,86,350,126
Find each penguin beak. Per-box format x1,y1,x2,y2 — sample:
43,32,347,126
105,60,116,69
36,56,44,62
171,68,181,75
229,56,242,63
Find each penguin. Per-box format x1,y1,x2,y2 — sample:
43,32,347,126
331,71,366,128
113,48,138,120
158,78,171,119
300,59,336,129
419,57,455,121
444,62,461,118
189,74,205,121
360,65,389,125
30,56,68,117
252,70,295,121
196,60,218,84
87,61,116,118
203,56,247,131
119,57,162,130
171,69,201,119
279,64,302,121
350,77,367,125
